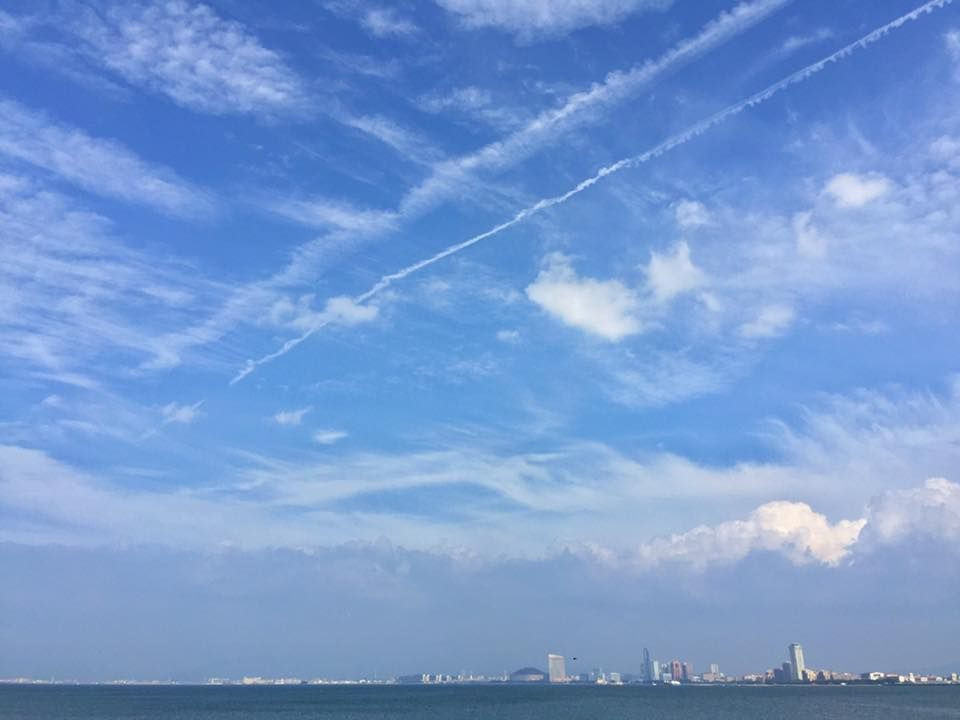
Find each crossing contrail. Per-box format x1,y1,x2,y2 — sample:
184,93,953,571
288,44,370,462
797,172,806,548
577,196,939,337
231,0,954,385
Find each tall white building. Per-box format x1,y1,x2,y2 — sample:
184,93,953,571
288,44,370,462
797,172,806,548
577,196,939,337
547,654,566,683
788,644,805,682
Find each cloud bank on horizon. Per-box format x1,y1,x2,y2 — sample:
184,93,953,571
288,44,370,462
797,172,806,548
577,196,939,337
1,0,960,676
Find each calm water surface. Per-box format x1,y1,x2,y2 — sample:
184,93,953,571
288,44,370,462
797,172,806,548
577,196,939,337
2,684,959,719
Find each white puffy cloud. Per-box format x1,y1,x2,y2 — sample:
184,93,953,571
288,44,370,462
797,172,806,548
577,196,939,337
824,172,892,208
274,407,312,426
627,500,866,570
160,400,204,425
739,304,795,338
526,254,643,341
645,241,706,302
673,199,711,228
863,478,960,546
435,0,672,38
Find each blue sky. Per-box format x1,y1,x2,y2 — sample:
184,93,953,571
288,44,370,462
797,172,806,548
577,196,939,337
1,0,960,679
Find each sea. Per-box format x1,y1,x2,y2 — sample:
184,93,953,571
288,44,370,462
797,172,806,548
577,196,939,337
2,684,959,719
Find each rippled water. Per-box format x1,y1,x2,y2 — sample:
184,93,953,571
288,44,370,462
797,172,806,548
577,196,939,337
3,684,960,719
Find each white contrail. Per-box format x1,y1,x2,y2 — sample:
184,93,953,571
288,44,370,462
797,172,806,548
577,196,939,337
168,0,792,372
231,0,953,385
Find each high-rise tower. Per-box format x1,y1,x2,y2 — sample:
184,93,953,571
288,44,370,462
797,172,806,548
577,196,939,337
547,654,566,683
788,643,805,682
642,647,652,682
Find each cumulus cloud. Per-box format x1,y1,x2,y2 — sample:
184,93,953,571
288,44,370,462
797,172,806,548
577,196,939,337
863,478,960,547
824,172,892,208
160,400,204,425
435,0,672,39
526,254,643,341
645,241,706,302
739,304,795,338
274,407,312,426
626,500,866,571
68,0,309,116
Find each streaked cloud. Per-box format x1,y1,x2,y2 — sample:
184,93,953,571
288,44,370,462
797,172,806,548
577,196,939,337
0,98,212,216
739,304,795,338
273,407,312,426
435,0,672,39
160,400,204,425
314,429,349,445
67,0,310,116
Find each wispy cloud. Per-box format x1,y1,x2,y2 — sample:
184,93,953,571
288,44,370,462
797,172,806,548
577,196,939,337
274,407,312,426
418,86,526,130
360,7,419,37
673,199,712,229
233,0,952,379
324,2,420,38
160,400,204,425
0,98,213,216
3,380,960,555
780,27,834,54
435,0,673,39
64,0,310,117
314,429,349,445
739,304,795,338
0,173,225,381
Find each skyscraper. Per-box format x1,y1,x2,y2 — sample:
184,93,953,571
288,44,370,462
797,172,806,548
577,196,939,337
547,654,566,683
788,644,805,682
670,660,683,683
642,648,652,683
